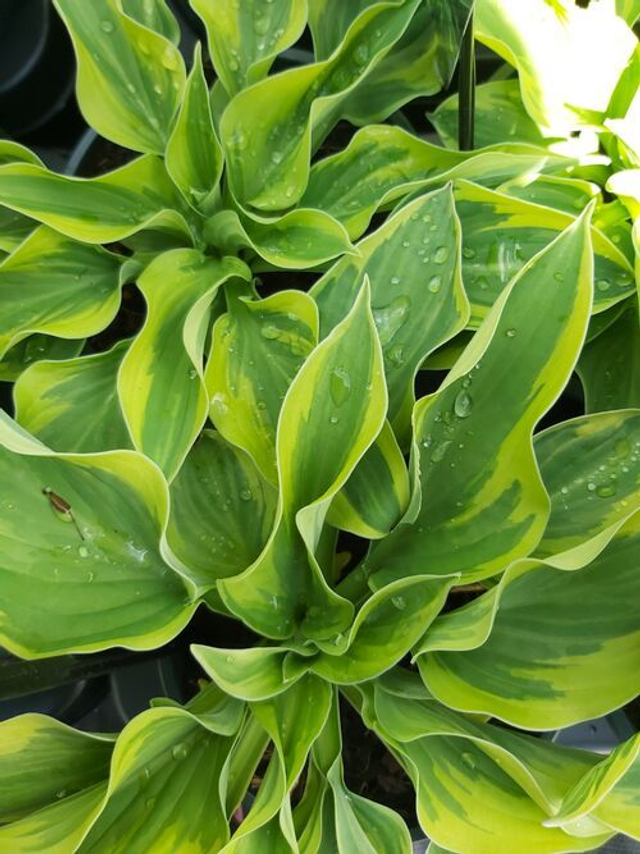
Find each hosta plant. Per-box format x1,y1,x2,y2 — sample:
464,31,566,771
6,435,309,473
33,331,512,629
0,1,639,852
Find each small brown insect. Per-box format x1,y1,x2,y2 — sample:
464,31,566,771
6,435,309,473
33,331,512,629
42,487,84,540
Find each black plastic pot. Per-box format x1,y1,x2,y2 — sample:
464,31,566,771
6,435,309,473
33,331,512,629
0,0,79,141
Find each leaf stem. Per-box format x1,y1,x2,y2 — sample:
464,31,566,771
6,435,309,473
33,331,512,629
458,11,476,150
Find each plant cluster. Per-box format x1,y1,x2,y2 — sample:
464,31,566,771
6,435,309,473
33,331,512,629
0,1,638,852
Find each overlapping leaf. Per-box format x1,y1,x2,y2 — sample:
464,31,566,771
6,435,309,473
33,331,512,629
417,510,640,729
53,0,186,154
118,249,251,480
205,288,318,484
301,124,567,240
192,0,307,96
221,0,421,211
14,341,132,454
218,281,386,640
165,431,276,593
0,156,191,245
0,228,123,360
365,206,594,588
454,181,633,326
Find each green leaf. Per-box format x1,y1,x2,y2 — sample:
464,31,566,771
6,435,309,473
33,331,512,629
205,289,318,484
577,300,640,412
475,0,637,136
546,734,640,840
0,206,36,253
218,280,386,641
340,0,472,123
372,685,614,853
311,574,456,682
14,341,133,454
53,0,186,154
326,419,409,538
204,207,354,269
0,337,84,383
0,714,113,823
192,643,309,701
454,180,634,326
165,431,276,592
165,44,223,214
0,156,191,245
328,758,412,853
225,676,332,850
221,0,420,211
301,124,565,240
312,185,469,439
0,413,193,657
0,785,107,854
79,705,241,853
241,208,354,268
430,78,549,149
118,250,251,480
534,410,640,561
191,0,307,96
497,174,600,216
0,141,44,167
417,510,640,729
366,206,594,588
616,0,640,24
0,227,123,359
120,0,180,43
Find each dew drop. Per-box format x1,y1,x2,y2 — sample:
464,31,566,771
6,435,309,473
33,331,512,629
330,367,352,406
428,275,442,294
553,271,564,282
431,440,452,463
596,278,611,292
462,247,476,259
596,484,616,498
587,482,597,492
505,328,517,338
100,20,114,33
330,414,340,425
78,546,89,558
372,295,410,346
434,246,449,264
172,743,189,761
240,488,252,501
225,654,235,664
353,43,369,65
261,324,279,340
454,391,472,418
390,275,401,285
387,344,405,367
615,438,630,459
462,752,476,770
391,595,406,610
161,48,178,70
